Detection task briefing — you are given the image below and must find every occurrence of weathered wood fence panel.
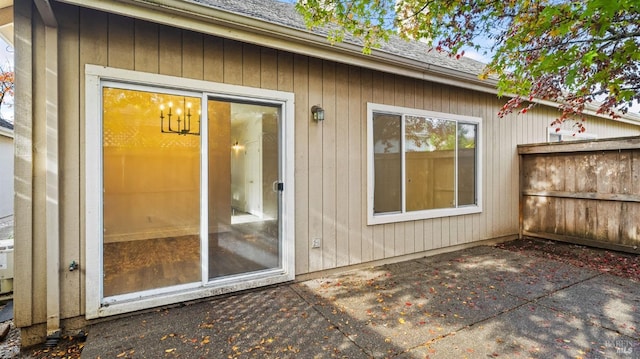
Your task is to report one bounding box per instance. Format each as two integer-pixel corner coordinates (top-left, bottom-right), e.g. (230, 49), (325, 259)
(519, 136), (640, 253)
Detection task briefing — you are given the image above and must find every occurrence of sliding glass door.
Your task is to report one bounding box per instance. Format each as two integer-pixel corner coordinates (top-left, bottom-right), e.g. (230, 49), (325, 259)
(100, 86), (284, 302)
(102, 88), (202, 297)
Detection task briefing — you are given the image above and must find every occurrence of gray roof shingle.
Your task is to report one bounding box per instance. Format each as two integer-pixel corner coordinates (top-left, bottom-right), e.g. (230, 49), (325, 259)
(187, 0), (487, 77)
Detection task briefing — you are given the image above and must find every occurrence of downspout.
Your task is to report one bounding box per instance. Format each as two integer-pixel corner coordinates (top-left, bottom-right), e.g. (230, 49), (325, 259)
(34, 0), (60, 345)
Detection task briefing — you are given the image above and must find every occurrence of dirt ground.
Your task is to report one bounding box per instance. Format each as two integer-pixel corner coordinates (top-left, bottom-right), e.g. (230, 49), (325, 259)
(1, 237), (638, 358)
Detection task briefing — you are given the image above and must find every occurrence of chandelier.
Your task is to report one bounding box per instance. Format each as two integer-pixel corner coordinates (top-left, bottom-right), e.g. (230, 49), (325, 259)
(160, 98), (200, 136)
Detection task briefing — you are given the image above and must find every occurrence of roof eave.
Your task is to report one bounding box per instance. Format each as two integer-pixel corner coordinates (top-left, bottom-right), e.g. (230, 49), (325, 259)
(0, 125), (13, 138)
(56, 0), (498, 92)
(55, 0), (640, 125)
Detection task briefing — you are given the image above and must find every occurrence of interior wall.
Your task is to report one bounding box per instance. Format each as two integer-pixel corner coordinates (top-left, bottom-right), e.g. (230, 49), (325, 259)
(208, 101), (232, 232)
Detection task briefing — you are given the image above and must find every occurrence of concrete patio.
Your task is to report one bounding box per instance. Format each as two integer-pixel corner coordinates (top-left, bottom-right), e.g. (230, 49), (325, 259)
(81, 245), (640, 358)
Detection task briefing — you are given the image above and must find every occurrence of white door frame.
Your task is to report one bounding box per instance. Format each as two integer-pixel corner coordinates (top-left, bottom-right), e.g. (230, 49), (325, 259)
(85, 65), (295, 319)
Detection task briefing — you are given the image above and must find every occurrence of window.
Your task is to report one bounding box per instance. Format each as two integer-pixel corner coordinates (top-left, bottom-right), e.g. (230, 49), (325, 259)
(367, 103), (482, 225)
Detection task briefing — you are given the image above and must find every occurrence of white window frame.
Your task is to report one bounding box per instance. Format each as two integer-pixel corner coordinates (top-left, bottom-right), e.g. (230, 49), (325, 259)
(367, 103), (482, 225)
(85, 65), (295, 318)
(547, 127), (598, 142)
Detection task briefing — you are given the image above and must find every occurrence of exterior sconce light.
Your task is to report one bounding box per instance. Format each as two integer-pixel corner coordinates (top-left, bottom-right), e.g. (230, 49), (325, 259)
(311, 105), (324, 121)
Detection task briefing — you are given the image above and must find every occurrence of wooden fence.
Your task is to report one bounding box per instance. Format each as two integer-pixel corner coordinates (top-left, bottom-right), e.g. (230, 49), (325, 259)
(518, 136), (640, 253)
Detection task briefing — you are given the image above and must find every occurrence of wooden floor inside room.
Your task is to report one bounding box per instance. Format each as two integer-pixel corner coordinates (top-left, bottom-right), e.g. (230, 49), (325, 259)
(103, 220), (279, 297)
(103, 235), (201, 297)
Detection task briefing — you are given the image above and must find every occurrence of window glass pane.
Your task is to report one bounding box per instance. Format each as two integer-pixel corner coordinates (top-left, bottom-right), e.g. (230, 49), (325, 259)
(457, 123), (477, 206)
(405, 117), (455, 211)
(373, 112), (402, 213)
(102, 88), (201, 297)
(208, 100), (281, 279)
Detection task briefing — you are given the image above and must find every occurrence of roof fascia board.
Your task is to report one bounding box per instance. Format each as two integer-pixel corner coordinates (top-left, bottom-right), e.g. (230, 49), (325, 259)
(55, 0), (640, 125)
(0, 125), (12, 138)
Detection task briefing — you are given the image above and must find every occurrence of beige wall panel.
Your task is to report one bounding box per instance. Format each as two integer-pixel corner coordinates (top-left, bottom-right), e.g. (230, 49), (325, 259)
(242, 43), (260, 88)
(183, 30), (203, 80)
(58, 3), (82, 319)
(322, 60), (337, 270)
(223, 39), (243, 85)
(31, 10), (48, 325)
(347, 65), (363, 264)
(277, 52), (294, 92)
(293, 54), (310, 274)
(159, 25), (182, 77)
(260, 47), (278, 90)
(107, 14), (134, 70)
(335, 63), (350, 267)
(203, 36), (223, 83)
(134, 20), (158, 73)
(13, 0), (34, 328)
(307, 56), (323, 272)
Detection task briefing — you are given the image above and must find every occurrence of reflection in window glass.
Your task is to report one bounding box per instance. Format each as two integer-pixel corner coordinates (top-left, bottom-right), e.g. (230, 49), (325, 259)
(458, 123), (477, 206)
(207, 100), (281, 280)
(373, 113), (402, 213)
(370, 107), (480, 220)
(102, 87), (201, 297)
(405, 117), (456, 211)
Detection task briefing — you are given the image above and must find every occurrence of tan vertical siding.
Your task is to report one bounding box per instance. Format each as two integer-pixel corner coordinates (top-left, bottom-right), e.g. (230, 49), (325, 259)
(335, 63), (350, 267)
(293, 54), (310, 274)
(108, 15), (134, 70)
(322, 60), (337, 269)
(58, 4), (82, 319)
(19, 4), (640, 334)
(134, 21), (159, 73)
(31, 7), (47, 325)
(14, 0), (34, 328)
(183, 30), (203, 79)
(307, 56), (323, 272)
(347, 65), (363, 264)
(159, 25), (181, 77)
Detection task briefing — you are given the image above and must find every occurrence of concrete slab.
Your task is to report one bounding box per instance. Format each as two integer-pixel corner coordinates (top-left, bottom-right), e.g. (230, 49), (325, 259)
(81, 286), (368, 358)
(296, 258), (525, 357)
(538, 274), (640, 339)
(80, 245), (640, 359)
(419, 246), (601, 300)
(402, 303), (640, 358)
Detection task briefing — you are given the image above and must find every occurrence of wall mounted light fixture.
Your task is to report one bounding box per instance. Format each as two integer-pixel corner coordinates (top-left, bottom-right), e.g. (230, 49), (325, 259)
(311, 105), (324, 121)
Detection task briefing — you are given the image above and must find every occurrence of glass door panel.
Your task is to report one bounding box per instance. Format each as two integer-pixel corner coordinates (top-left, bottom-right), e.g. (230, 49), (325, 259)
(207, 100), (280, 279)
(102, 88), (201, 297)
